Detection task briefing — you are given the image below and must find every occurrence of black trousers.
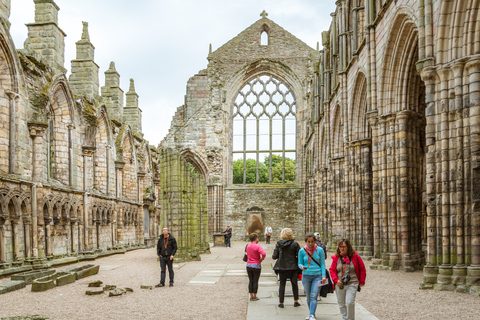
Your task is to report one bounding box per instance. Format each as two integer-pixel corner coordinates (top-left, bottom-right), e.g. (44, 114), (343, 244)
(246, 267), (261, 293)
(160, 256), (174, 285)
(278, 270), (299, 303)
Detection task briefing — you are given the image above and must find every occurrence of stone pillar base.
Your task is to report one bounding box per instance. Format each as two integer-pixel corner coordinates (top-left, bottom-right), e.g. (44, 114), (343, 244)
(452, 265), (467, 292)
(467, 265), (480, 295)
(25, 257), (48, 270)
(434, 265), (454, 291)
(420, 264), (438, 289)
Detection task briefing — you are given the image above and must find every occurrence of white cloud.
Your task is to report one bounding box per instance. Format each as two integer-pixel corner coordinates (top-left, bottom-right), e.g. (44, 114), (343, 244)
(9, 0), (337, 146)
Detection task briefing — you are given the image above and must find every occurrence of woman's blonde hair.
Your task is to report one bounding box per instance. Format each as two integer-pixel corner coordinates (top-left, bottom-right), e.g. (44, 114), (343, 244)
(280, 228), (294, 240)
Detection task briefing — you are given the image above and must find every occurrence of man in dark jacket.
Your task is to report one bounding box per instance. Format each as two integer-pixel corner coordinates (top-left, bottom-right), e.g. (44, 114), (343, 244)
(272, 228), (301, 308)
(223, 225), (232, 247)
(156, 227), (177, 287)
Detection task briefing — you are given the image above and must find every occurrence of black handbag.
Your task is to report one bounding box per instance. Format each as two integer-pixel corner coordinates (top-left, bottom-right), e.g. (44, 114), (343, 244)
(243, 244), (248, 262)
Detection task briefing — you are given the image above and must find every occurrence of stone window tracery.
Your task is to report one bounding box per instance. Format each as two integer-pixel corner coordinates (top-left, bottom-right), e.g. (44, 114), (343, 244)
(232, 75), (296, 184)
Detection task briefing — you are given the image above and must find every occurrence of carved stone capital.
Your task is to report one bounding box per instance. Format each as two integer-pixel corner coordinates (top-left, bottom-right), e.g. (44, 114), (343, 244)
(82, 145), (96, 157)
(115, 161), (125, 169)
(27, 122), (48, 137)
(465, 58), (480, 75)
(5, 90), (20, 101)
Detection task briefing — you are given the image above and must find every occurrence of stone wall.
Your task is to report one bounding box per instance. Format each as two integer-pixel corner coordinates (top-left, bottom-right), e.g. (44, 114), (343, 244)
(225, 186), (304, 242)
(0, 1), (161, 270)
(161, 15), (318, 239)
(302, 0), (480, 295)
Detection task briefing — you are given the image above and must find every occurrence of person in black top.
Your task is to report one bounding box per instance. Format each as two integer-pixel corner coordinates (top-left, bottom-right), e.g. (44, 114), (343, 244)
(156, 227), (177, 287)
(272, 228), (301, 308)
(224, 225), (232, 247)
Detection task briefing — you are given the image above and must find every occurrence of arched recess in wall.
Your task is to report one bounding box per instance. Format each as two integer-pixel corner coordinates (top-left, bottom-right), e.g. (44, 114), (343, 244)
(94, 106), (113, 194)
(378, 8), (426, 258)
(47, 77), (75, 185)
(350, 72), (370, 141)
(318, 119), (328, 169)
(225, 59), (304, 185)
(117, 126), (137, 201)
(181, 149), (209, 182)
(437, 0), (480, 63)
(330, 105), (343, 159)
(0, 30), (20, 173)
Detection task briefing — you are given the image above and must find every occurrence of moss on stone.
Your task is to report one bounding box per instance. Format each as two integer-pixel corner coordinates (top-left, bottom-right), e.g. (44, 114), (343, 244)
(82, 100), (98, 127)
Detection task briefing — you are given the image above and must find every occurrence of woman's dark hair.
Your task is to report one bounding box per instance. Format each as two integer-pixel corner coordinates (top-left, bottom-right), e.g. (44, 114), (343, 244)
(249, 233), (258, 242)
(335, 239), (355, 258)
(305, 233), (316, 242)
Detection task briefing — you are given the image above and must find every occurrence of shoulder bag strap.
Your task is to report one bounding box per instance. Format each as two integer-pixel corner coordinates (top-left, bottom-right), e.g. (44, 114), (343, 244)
(306, 249), (323, 268)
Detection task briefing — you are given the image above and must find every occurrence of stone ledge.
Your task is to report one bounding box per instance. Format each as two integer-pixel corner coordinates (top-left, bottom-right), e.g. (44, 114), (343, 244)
(0, 265), (33, 277)
(0, 280), (27, 295)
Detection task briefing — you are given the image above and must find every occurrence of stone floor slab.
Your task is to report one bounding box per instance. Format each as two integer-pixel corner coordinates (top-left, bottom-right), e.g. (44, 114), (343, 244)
(99, 265), (122, 271)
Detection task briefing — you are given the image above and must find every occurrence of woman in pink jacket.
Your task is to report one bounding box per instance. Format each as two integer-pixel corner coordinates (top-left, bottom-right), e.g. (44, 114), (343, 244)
(245, 233), (266, 301)
(329, 239), (366, 320)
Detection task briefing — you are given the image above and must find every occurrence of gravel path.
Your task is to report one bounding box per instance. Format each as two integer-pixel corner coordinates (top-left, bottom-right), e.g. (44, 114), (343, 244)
(1, 242), (479, 320)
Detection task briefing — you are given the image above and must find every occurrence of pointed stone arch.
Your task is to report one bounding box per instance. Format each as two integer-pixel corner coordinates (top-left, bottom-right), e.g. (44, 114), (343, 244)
(94, 105), (113, 194)
(379, 7), (419, 114)
(116, 126), (137, 201)
(349, 71), (370, 141)
(0, 28), (21, 173)
(47, 76), (76, 185)
(181, 149), (209, 181)
(331, 104), (344, 158)
(437, 0), (480, 63)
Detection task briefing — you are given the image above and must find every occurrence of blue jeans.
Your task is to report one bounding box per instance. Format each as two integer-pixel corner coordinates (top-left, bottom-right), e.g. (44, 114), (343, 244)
(225, 237), (231, 247)
(302, 274), (322, 316)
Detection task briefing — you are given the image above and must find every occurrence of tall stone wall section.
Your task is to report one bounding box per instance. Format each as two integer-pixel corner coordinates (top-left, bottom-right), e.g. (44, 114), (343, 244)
(0, 1), (161, 271)
(302, 0), (480, 295)
(160, 148), (210, 262)
(161, 16), (318, 240)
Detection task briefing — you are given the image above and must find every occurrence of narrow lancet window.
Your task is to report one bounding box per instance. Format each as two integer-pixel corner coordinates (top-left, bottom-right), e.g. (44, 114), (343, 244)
(261, 31), (268, 46)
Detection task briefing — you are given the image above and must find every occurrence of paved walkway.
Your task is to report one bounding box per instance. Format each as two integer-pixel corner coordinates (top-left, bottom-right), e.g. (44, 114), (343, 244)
(188, 242), (379, 320)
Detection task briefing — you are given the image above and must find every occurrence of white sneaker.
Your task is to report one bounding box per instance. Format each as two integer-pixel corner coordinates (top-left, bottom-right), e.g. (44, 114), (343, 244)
(308, 316), (316, 320)
(305, 316), (310, 320)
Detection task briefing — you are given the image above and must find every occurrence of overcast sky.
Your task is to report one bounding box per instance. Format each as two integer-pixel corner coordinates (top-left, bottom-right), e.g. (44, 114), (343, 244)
(9, 0), (337, 146)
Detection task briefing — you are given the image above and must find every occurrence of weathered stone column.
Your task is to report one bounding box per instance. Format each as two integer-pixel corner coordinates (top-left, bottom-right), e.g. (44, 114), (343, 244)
(10, 219), (20, 260)
(24, 218), (32, 258)
(28, 123), (48, 259)
(396, 111), (411, 259)
(68, 124), (74, 186)
(0, 222), (5, 262)
(452, 62), (468, 289)
(82, 146), (95, 250)
(5, 91), (19, 174)
(389, 114), (398, 257)
(115, 161), (125, 198)
(421, 68), (438, 287)
(466, 59), (480, 294)
(77, 221), (83, 252)
(70, 221), (76, 253)
(44, 217), (52, 257)
(366, 110), (379, 257)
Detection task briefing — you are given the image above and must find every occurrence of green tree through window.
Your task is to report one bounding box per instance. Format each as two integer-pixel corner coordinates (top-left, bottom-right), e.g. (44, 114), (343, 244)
(232, 75), (296, 184)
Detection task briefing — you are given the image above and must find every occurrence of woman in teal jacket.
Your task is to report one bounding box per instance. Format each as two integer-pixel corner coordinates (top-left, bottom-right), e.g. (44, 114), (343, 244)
(298, 233), (327, 320)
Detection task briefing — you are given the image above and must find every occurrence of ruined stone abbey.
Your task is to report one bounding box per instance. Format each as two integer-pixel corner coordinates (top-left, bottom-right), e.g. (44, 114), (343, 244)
(1, 0), (479, 295)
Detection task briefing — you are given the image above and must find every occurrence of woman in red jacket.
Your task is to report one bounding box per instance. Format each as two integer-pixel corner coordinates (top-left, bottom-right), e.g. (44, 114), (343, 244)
(329, 239), (366, 320)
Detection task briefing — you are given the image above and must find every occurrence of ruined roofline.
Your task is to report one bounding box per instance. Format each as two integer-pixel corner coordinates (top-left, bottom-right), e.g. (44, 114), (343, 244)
(209, 15), (319, 58)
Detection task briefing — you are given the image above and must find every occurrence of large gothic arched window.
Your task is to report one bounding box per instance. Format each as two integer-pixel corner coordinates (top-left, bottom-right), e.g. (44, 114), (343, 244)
(232, 75), (296, 184)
